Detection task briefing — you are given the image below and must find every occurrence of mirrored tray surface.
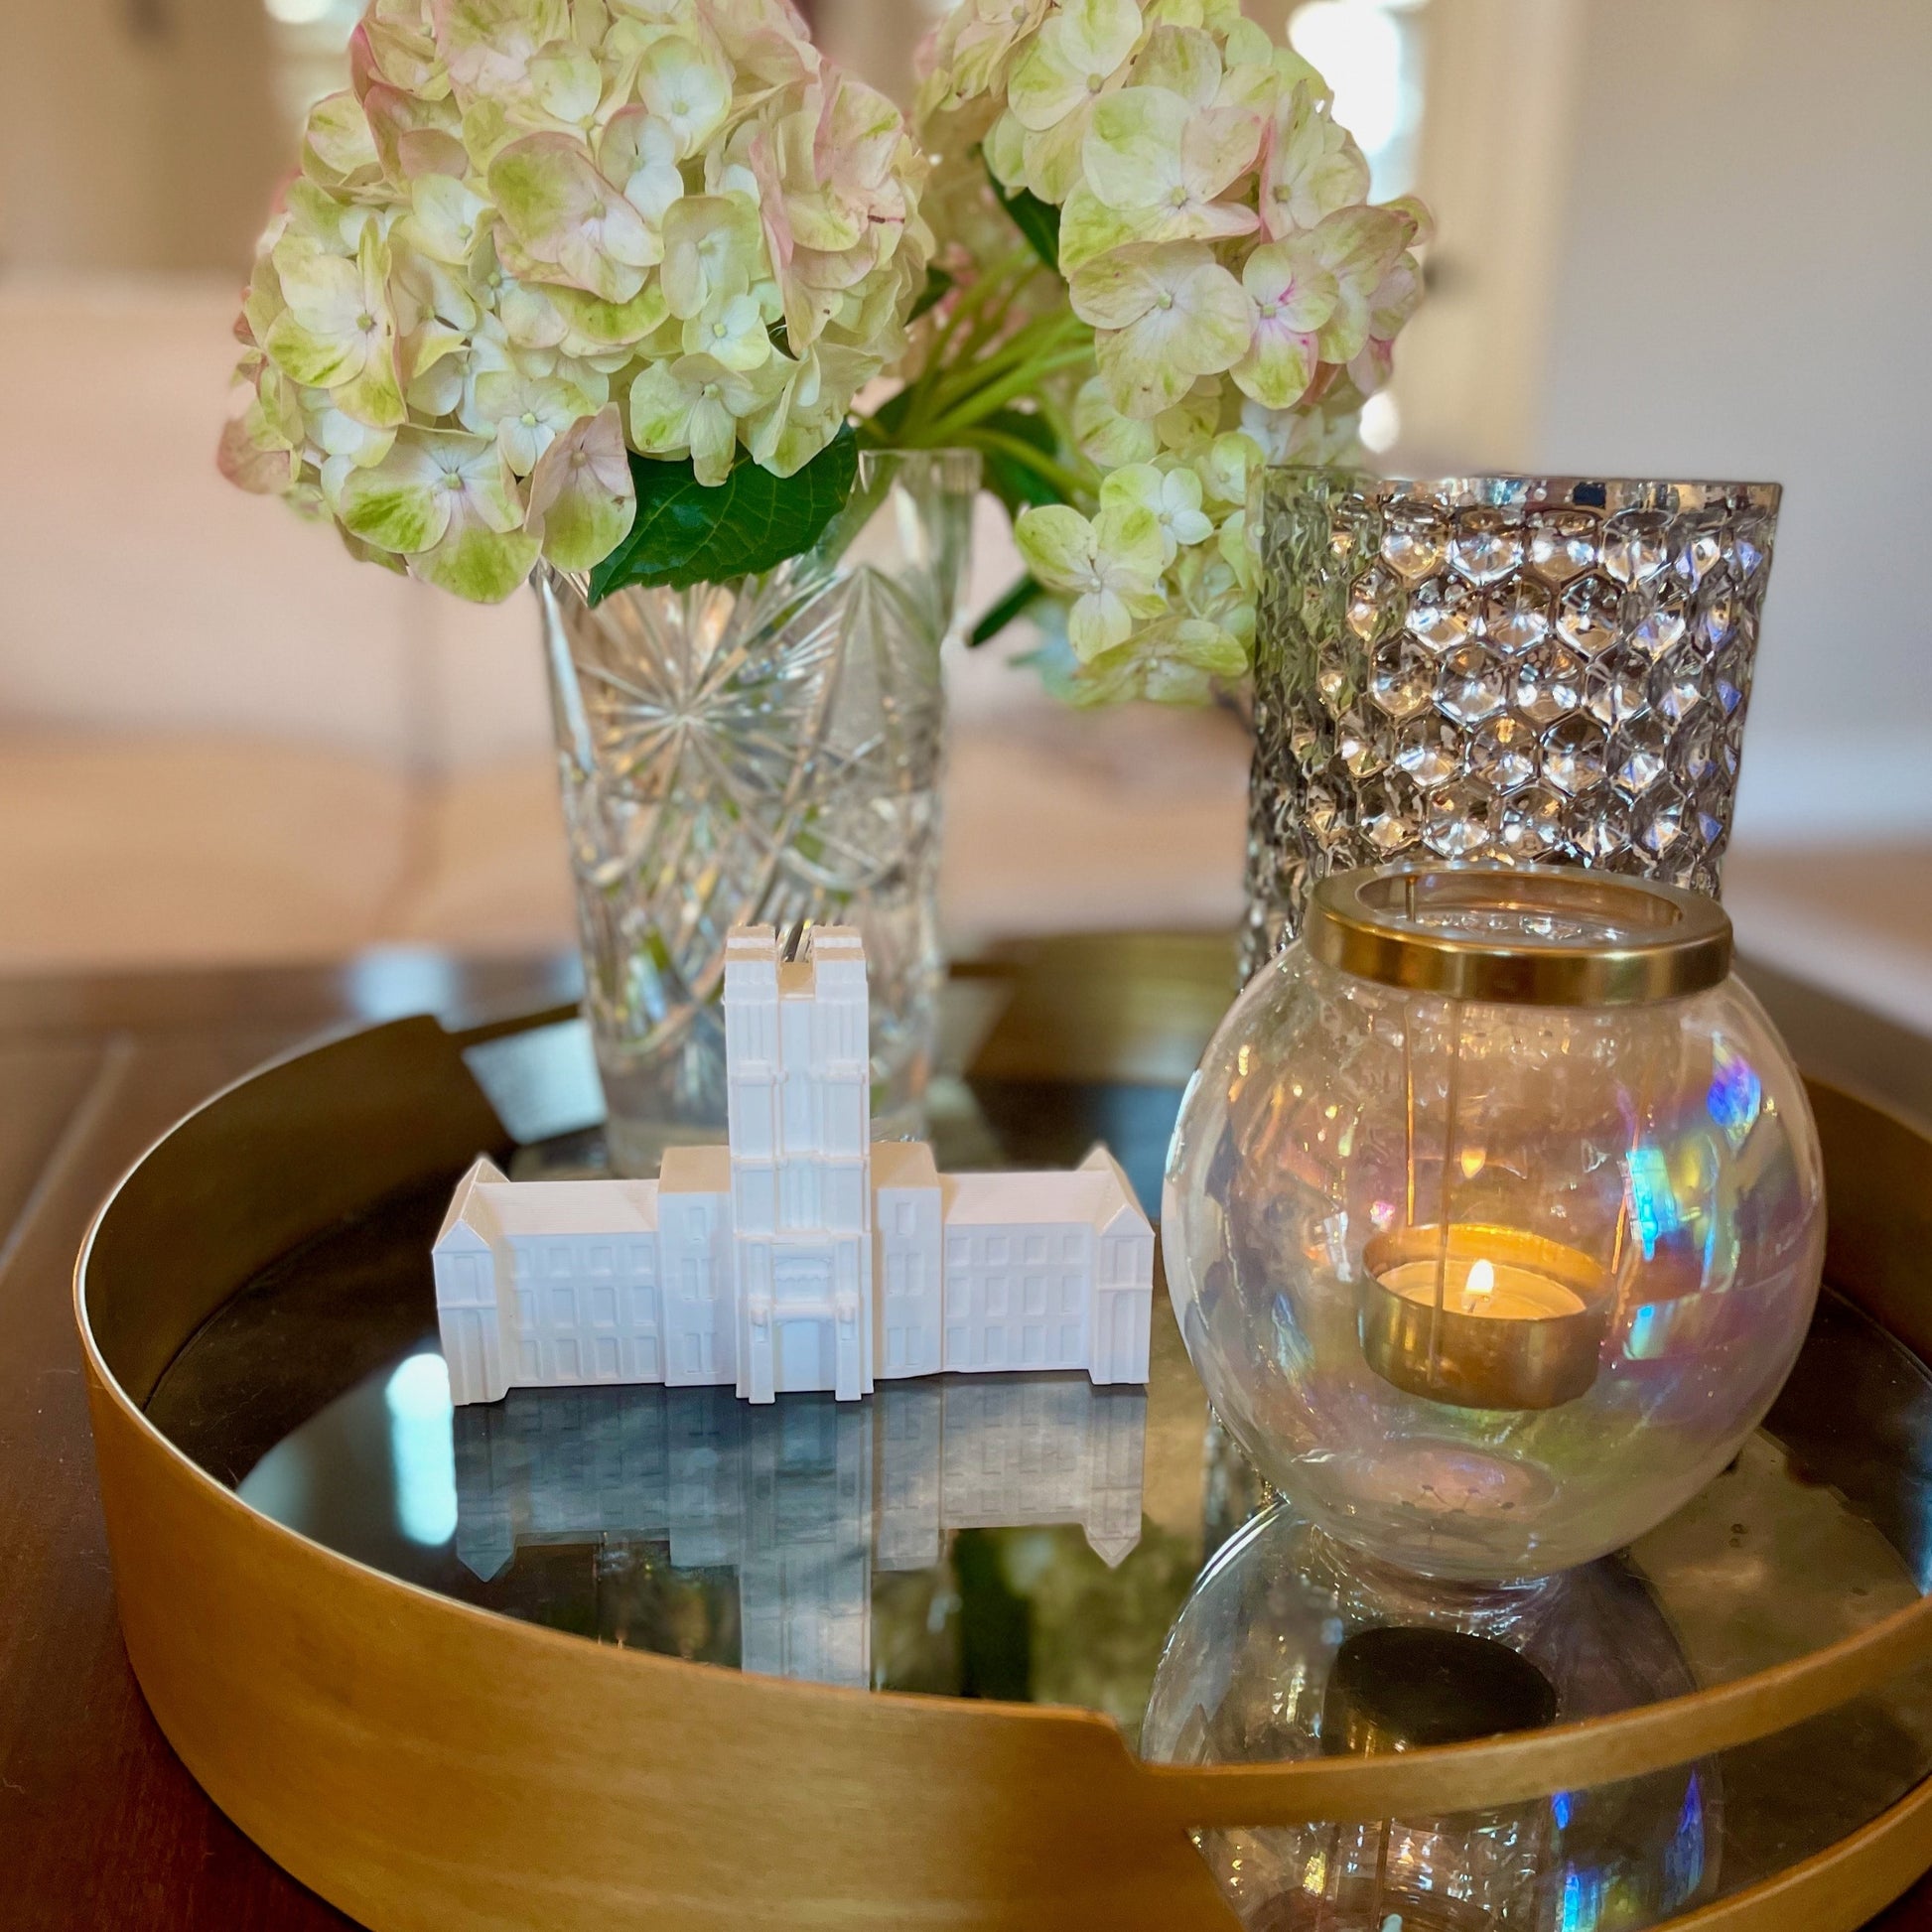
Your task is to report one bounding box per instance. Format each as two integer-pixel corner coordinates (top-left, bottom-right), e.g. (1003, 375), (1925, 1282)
(138, 1045), (1932, 1927)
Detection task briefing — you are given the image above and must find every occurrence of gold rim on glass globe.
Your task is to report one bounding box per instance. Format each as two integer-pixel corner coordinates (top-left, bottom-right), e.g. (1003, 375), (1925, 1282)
(1304, 863), (1732, 1006)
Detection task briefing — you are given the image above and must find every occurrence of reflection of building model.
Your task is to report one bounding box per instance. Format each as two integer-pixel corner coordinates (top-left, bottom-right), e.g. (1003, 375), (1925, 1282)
(434, 926), (1155, 1407)
(454, 1376), (1149, 1690)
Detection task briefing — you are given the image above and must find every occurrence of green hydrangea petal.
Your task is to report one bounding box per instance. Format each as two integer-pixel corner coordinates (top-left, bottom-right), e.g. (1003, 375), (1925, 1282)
(415, 512), (541, 602)
(303, 90), (380, 188)
(1083, 86), (1185, 209)
(526, 405), (633, 571)
(264, 307), (365, 389)
(1132, 23), (1219, 104)
(339, 436), (453, 554)
(1016, 504), (1097, 591)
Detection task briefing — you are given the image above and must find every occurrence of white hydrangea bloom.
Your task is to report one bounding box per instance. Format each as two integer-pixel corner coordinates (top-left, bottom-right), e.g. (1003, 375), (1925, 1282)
(913, 0), (1428, 703)
(222, 0), (934, 601)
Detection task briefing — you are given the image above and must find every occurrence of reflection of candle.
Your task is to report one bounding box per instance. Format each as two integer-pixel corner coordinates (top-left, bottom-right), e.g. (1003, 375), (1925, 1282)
(1361, 1226), (1609, 1412)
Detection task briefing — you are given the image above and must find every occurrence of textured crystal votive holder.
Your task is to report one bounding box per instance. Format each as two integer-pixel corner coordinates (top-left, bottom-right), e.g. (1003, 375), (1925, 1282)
(1244, 471), (1780, 970)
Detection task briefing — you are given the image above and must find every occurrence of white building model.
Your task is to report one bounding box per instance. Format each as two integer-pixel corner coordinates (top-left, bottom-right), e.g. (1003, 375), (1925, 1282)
(433, 924), (1155, 1407)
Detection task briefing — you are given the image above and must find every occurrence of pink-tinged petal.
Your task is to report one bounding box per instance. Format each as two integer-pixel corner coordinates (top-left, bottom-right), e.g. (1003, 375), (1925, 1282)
(741, 121), (794, 272)
(1307, 206), (1408, 362)
(489, 133), (658, 302)
(363, 82), (463, 181)
(350, 11), (449, 103)
(1383, 195), (1435, 249)
(1366, 254), (1423, 340)
(1139, 199), (1258, 246)
(216, 401), (299, 495)
(814, 70), (902, 194)
(1260, 83), (1369, 237)
(1231, 320), (1317, 410)
(1242, 238), (1338, 332)
(431, 0), (566, 102)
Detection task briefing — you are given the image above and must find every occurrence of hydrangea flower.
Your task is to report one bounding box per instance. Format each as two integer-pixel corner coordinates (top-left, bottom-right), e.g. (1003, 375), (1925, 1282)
(911, 0), (1429, 703)
(222, 0), (1430, 707)
(221, 0), (933, 602)
(1016, 500), (1166, 658)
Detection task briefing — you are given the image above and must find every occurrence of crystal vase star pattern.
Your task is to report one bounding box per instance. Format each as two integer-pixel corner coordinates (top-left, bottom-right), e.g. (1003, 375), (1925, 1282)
(541, 451), (979, 1173)
(1244, 472), (1780, 972)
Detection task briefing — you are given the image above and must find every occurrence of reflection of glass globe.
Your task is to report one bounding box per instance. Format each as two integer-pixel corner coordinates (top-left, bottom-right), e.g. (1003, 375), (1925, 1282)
(1142, 1504), (1716, 1931)
(1163, 865), (1825, 1581)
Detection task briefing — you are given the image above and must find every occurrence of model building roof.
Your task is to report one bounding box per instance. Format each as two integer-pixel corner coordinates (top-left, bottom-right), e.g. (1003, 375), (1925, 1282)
(872, 1141), (939, 1189)
(478, 1177), (662, 1237)
(660, 1144), (731, 1194)
(941, 1167), (1123, 1228)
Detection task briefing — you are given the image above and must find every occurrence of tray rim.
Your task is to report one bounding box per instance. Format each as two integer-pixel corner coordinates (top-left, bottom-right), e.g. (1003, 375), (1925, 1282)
(72, 1004), (1932, 1931)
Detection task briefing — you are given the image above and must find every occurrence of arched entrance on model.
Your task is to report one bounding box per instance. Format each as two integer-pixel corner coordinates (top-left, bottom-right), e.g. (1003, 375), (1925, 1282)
(774, 1255), (836, 1393)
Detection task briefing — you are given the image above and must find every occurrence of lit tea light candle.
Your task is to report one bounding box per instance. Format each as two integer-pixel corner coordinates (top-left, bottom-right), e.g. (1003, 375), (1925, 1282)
(1361, 1225), (1610, 1412)
(1379, 1253), (1590, 1323)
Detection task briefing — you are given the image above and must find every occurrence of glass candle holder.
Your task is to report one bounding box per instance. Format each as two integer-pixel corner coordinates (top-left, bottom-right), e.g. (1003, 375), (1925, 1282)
(1163, 863), (1825, 1581)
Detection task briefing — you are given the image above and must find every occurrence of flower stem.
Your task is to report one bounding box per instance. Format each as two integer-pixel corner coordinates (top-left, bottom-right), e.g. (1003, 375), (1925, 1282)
(960, 427), (1093, 502)
(917, 345), (1097, 442)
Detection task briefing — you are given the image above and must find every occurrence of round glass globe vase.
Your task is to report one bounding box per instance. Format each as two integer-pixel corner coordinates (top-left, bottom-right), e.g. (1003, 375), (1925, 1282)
(1162, 864), (1825, 1582)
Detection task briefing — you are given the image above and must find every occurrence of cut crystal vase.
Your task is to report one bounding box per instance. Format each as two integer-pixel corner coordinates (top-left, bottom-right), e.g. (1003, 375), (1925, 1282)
(1244, 471), (1780, 973)
(538, 450), (980, 1173)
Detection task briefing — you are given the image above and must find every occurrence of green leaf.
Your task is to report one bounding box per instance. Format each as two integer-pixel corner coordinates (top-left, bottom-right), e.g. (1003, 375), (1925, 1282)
(970, 572), (1049, 647)
(968, 407), (1065, 519)
(588, 428), (861, 599)
(910, 264), (955, 323)
(985, 153), (1061, 275)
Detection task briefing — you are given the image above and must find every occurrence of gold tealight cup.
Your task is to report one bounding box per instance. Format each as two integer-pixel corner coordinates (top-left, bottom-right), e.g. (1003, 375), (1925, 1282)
(1361, 1224), (1611, 1411)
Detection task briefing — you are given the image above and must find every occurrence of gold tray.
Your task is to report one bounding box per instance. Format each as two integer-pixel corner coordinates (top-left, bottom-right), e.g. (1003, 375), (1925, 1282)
(73, 1006), (1932, 1931)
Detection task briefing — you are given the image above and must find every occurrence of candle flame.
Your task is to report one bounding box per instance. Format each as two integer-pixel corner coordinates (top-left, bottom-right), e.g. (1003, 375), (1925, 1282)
(1463, 1258), (1496, 1308)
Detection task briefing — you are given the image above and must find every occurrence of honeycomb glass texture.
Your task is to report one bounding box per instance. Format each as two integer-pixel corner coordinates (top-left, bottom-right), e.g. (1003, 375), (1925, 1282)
(1244, 473), (1780, 974)
(1161, 943), (1825, 1581)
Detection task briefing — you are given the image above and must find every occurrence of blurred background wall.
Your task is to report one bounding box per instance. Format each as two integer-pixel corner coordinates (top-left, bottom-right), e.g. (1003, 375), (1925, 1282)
(2, 0), (1928, 1017)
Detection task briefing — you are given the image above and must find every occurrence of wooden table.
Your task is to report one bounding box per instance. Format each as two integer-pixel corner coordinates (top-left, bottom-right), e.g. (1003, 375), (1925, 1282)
(3, 939), (1931, 1930)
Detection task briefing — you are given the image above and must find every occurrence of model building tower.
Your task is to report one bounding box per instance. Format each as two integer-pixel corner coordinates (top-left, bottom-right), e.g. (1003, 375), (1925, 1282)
(433, 925), (1156, 1407)
(725, 926), (872, 1403)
